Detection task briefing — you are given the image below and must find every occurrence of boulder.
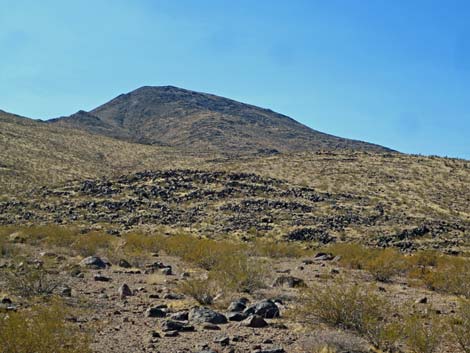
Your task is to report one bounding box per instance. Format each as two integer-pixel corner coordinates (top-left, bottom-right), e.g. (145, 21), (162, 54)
(189, 307), (227, 325)
(241, 315), (268, 328)
(146, 307), (167, 318)
(118, 284), (133, 299)
(244, 300), (279, 318)
(80, 256), (106, 269)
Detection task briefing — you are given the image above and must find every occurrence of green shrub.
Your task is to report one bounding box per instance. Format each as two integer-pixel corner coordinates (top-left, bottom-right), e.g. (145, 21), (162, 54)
(404, 312), (444, 353)
(295, 278), (400, 351)
(177, 278), (218, 305)
(0, 299), (91, 353)
(250, 239), (308, 258)
(418, 256), (470, 298)
(72, 231), (117, 257)
(209, 254), (267, 293)
(327, 243), (374, 270)
(364, 248), (406, 282)
(451, 300), (470, 353)
(1, 263), (61, 298)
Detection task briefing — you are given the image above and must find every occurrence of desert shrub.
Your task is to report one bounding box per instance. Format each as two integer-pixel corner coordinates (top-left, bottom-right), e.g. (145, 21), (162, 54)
(327, 243), (374, 270)
(417, 256), (470, 297)
(209, 253), (267, 293)
(299, 329), (370, 353)
(72, 231), (117, 257)
(364, 248), (406, 282)
(1, 263), (62, 298)
(404, 312), (445, 353)
(407, 250), (439, 268)
(250, 239), (308, 258)
(40, 225), (80, 248)
(295, 278), (400, 351)
(162, 234), (243, 270)
(451, 300), (470, 353)
(0, 232), (17, 258)
(177, 278), (218, 305)
(117, 232), (163, 266)
(0, 299), (91, 353)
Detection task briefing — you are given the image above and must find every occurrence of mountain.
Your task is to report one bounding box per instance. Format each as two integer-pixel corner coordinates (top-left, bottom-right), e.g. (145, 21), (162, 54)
(48, 86), (392, 155)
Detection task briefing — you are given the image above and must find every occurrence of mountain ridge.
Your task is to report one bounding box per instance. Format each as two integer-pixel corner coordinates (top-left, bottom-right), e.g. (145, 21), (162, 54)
(48, 86), (393, 155)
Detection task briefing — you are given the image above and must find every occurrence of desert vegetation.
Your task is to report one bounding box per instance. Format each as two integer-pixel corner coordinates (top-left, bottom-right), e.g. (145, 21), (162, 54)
(1, 225), (470, 352)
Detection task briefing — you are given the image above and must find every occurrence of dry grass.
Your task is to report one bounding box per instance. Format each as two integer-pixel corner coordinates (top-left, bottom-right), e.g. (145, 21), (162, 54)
(0, 298), (92, 353)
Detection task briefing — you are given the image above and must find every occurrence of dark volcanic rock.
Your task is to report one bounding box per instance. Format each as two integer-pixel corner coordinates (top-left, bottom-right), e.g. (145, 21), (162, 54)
(189, 307), (228, 325)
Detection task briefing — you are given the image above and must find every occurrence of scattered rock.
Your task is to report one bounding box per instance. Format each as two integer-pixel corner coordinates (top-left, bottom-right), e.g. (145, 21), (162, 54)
(146, 307), (167, 318)
(118, 284), (133, 299)
(202, 323), (221, 330)
(161, 267), (172, 275)
(215, 337), (230, 346)
(242, 315), (268, 328)
(93, 274), (111, 282)
(272, 275), (306, 288)
(80, 256), (106, 269)
(253, 348), (285, 353)
(171, 311), (189, 321)
(161, 320), (194, 332)
(227, 312), (248, 322)
(58, 285), (72, 297)
(227, 298), (248, 312)
(416, 297), (428, 304)
(118, 259), (132, 268)
(314, 252), (335, 261)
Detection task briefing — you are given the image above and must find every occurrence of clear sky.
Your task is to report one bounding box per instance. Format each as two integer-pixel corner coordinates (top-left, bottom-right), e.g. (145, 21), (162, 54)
(1, 0), (469, 158)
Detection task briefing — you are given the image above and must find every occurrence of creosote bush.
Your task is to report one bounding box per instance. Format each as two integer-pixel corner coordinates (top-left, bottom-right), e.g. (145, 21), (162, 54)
(209, 254), (267, 293)
(451, 300), (470, 353)
(416, 256), (470, 298)
(1, 263), (62, 298)
(249, 239), (309, 258)
(177, 278), (218, 305)
(0, 299), (92, 353)
(404, 311), (445, 353)
(294, 278), (400, 352)
(72, 231), (117, 257)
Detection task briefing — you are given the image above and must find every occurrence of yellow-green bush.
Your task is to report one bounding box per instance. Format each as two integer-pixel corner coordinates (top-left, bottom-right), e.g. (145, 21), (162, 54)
(177, 278), (218, 305)
(72, 231), (117, 257)
(416, 256), (470, 297)
(1, 263), (61, 298)
(249, 239), (308, 258)
(451, 300), (470, 353)
(404, 312), (445, 353)
(327, 243), (374, 270)
(364, 248), (406, 282)
(209, 254), (267, 293)
(0, 299), (91, 353)
(162, 234), (242, 270)
(294, 278), (400, 351)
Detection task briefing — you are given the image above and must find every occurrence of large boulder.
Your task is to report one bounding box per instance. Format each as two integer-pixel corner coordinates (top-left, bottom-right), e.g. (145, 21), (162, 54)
(189, 307), (227, 325)
(244, 300), (280, 318)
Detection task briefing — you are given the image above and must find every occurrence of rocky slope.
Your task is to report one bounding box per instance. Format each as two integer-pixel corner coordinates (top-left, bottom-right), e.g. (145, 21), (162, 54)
(2, 169), (468, 253)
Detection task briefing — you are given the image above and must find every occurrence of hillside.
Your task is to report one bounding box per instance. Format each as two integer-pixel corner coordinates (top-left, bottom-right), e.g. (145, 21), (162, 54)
(0, 110), (205, 196)
(49, 86), (392, 155)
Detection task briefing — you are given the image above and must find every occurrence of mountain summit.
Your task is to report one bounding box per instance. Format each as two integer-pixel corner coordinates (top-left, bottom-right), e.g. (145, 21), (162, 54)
(49, 86), (391, 155)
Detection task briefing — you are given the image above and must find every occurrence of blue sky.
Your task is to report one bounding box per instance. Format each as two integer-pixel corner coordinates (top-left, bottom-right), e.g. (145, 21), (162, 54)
(1, 0), (469, 158)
